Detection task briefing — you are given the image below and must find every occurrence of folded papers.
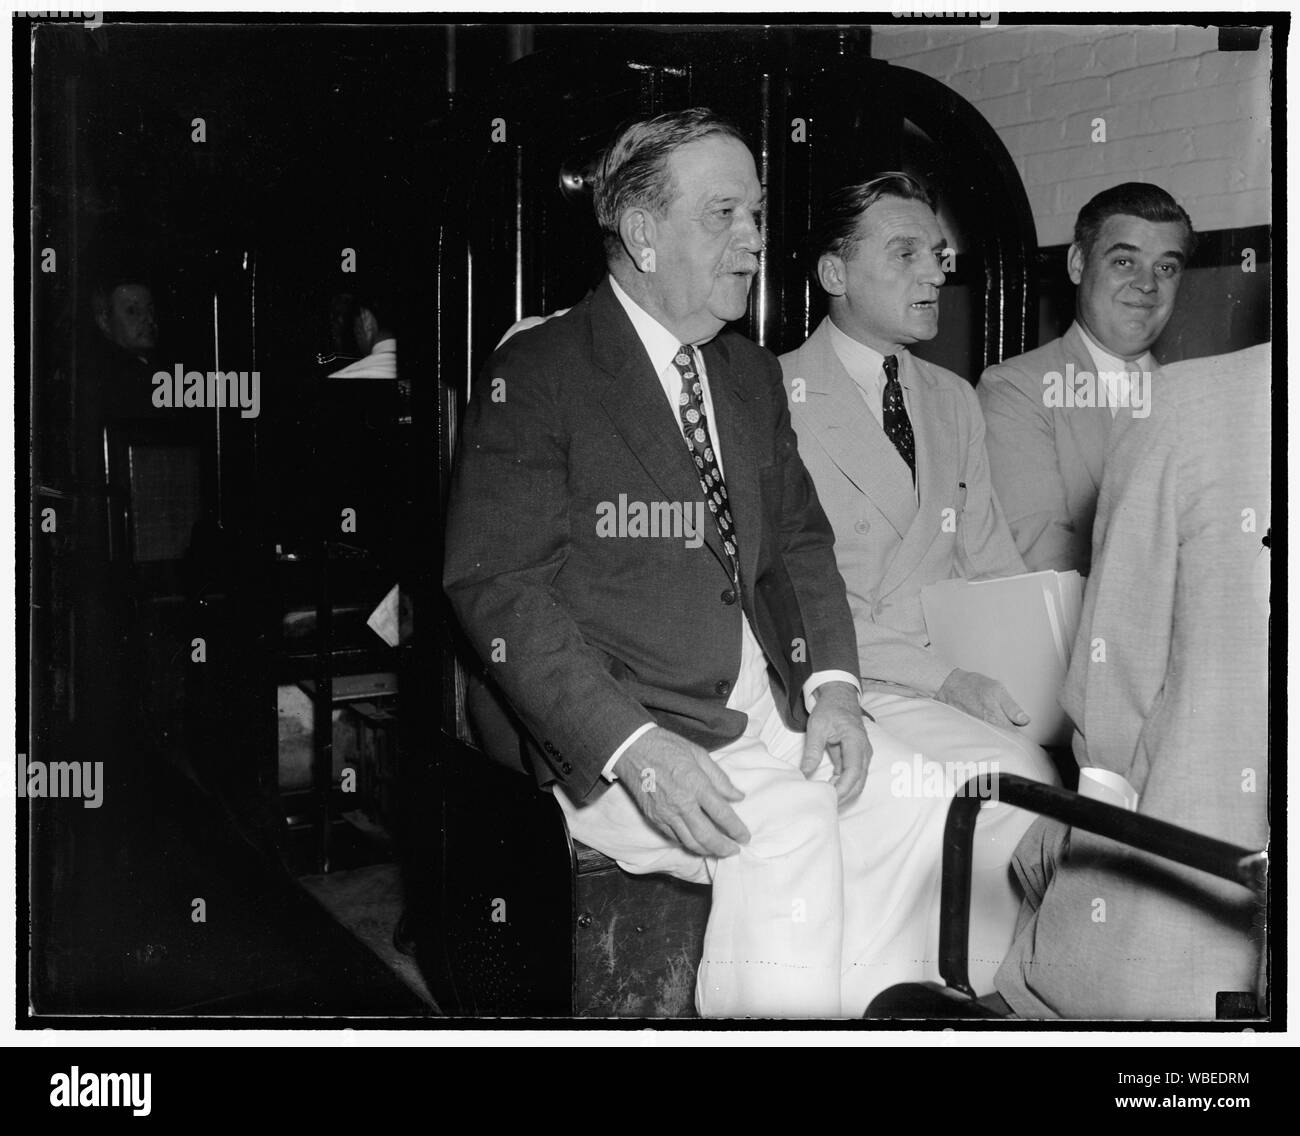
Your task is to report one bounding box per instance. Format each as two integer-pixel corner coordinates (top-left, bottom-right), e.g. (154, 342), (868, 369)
(921, 570), (1084, 747)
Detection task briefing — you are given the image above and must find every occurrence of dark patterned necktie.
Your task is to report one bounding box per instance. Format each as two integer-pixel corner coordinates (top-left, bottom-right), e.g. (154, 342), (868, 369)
(672, 345), (739, 583)
(882, 353), (916, 483)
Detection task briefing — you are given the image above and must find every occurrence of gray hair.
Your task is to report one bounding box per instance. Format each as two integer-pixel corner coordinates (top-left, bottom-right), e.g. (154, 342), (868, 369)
(593, 108), (748, 260)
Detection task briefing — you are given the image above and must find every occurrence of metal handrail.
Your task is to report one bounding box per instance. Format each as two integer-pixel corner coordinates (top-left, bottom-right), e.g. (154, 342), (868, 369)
(940, 773), (1267, 997)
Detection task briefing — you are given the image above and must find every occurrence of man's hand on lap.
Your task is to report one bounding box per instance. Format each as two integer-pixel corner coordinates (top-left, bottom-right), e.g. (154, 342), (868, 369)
(801, 680), (871, 806)
(615, 728), (751, 858)
(936, 667), (1030, 728)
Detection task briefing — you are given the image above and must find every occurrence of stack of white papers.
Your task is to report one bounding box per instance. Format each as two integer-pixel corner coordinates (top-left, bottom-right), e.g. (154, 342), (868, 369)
(921, 570), (1084, 746)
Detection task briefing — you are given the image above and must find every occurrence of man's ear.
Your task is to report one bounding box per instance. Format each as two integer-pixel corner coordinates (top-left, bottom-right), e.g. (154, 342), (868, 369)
(619, 208), (657, 274)
(1066, 243), (1086, 286)
(816, 253), (847, 298)
(358, 308), (379, 344)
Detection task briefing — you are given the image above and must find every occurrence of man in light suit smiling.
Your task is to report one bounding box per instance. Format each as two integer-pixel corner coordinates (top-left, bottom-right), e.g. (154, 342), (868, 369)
(780, 174), (1060, 988)
(978, 182), (1194, 574)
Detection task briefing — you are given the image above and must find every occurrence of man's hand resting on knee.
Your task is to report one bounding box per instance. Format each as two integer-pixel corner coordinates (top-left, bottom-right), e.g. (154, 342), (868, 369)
(615, 728), (751, 858)
(936, 668), (1030, 728)
(801, 681), (871, 806)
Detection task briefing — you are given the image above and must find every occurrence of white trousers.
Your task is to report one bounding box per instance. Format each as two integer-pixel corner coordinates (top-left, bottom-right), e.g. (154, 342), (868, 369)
(859, 691), (1061, 992)
(554, 686), (1058, 1018)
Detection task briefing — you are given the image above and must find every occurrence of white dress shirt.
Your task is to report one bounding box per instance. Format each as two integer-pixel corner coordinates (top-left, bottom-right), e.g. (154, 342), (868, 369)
(1074, 321), (1155, 417)
(602, 276), (858, 778)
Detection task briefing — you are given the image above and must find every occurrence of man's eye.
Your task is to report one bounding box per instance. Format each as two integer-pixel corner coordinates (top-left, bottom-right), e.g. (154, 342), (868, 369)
(1113, 258), (1131, 268)
(1156, 263), (1178, 276)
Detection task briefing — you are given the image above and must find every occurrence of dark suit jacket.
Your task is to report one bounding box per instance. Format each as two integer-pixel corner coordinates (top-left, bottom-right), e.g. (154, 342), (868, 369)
(444, 277), (859, 800)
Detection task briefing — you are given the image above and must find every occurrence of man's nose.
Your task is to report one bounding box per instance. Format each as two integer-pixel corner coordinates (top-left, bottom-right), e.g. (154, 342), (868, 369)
(1130, 267), (1158, 293)
(733, 212), (763, 252)
(920, 255), (945, 287)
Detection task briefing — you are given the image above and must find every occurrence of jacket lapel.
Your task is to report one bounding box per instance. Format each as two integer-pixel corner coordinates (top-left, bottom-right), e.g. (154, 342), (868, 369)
(1061, 323), (1110, 495)
(590, 279), (731, 577)
(879, 354), (954, 595)
(795, 318), (917, 539)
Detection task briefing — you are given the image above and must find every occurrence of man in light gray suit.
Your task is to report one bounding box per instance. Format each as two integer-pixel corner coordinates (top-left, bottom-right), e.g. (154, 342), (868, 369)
(978, 183), (1194, 574)
(780, 174), (1060, 990)
(996, 342), (1270, 1019)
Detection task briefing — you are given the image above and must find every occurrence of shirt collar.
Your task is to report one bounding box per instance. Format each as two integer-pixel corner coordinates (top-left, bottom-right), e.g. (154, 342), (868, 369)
(1073, 321), (1154, 375)
(827, 317), (907, 385)
(609, 274), (706, 376)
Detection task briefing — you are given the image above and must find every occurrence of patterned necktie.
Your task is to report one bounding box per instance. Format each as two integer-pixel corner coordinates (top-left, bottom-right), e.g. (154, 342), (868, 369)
(672, 345), (739, 583)
(882, 353), (916, 483)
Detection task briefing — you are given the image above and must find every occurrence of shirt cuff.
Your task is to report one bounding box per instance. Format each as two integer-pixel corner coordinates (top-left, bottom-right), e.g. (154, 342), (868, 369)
(802, 670), (862, 714)
(602, 721), (656, 783)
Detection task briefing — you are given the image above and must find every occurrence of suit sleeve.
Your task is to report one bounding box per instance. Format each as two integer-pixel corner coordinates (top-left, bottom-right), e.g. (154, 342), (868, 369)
(764, 354), (861, 681)
(956, 380), (1026, 580)
(978, 362), (1086, 572)
(443, 344), (654, 799)
(854, 620), (956, 697)
(1060, 407), (1178, 776)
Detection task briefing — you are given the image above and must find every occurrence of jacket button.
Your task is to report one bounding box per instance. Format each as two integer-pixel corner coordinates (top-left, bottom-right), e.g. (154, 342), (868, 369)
(715, 680), (732, 696)
(721, 588), (737, 605)
(855, 519), (870, 535)
(561, 762), (573, 774)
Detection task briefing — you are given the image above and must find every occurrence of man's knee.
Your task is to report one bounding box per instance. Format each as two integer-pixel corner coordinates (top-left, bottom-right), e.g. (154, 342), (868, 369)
(739, 775), (839, 861)
(941, 709), (1061, 793)
(986, 729), (1059, 787)
(1007, 815), (1069, 905)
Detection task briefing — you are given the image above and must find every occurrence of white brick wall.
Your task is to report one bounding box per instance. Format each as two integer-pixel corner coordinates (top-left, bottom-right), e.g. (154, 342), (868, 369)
(870, 23), (1272, 245)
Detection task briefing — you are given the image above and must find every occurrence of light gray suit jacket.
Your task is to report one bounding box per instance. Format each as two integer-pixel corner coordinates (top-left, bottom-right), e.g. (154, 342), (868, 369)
(978, 323), (1156, 576)
(996, 342), (1271, 1019)
(780, 318), (1024, 699)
